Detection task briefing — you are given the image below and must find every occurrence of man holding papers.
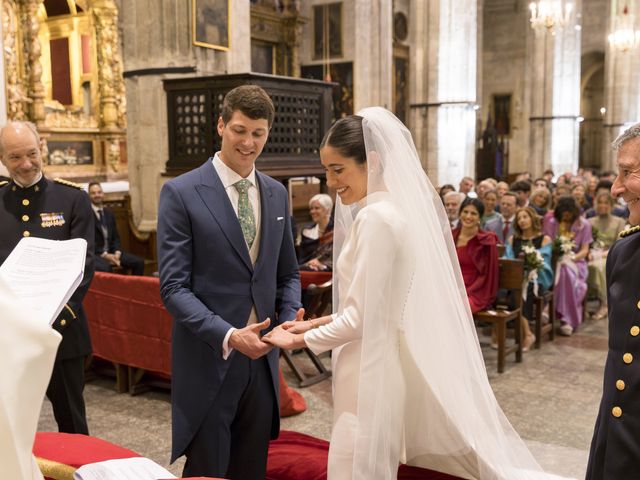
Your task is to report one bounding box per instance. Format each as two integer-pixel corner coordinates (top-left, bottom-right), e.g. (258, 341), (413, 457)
(0, 121), (95, 435)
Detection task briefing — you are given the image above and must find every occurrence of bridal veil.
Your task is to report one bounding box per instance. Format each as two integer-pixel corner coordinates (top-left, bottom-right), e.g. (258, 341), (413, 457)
(331, 107), (568, 480)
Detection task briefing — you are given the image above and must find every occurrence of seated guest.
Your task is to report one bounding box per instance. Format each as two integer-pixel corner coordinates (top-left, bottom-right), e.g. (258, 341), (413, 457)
(443, 191), (465, 229)
(543, 196), (593, 336)
(453, 198), (499, 313)
(588, 191), (627, 319)
(505, 207), (553, 351)
(571, 183), (591, 211)
(297, 193), (333, 271)
(529, 186), (552, 217)
(481, 189), (500, 227)
(484, 191), (517, 244)
(88, 182), (145, 275)
(584, 180), (629, 219)
(438, 183), (455, 201)
(510, 180), (532, 207)
(533, 177), (549, 190)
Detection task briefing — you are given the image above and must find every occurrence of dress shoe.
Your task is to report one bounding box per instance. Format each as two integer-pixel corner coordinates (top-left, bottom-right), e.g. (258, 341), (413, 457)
(558, 324), (573, 336)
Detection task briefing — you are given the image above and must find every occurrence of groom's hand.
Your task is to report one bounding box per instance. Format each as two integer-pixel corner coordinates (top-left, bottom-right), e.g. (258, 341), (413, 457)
(229, 318), (273, 359)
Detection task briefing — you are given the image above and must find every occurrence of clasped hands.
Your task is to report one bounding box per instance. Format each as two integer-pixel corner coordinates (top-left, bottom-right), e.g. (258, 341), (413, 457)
(229, 308), (308, 359)
(102, 251), (122, 267)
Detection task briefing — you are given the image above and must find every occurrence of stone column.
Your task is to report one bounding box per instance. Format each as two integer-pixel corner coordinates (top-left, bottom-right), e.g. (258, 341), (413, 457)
(0, 2), (6, 125)
(527, 4), (582, 178)
(353, 0), (393, 111)
(409, 0), (479, 186)
(602, 0), (640, 171)
(22, 0), (45, 125)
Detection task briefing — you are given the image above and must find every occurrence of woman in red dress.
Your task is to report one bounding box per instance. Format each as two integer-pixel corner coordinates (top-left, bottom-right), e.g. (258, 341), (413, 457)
(452, 197), (499, 313)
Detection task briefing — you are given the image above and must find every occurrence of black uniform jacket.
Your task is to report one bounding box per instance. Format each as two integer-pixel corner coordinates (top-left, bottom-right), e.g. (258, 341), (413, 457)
(0, 176), (94, 359)
(586, 225), (640, 480)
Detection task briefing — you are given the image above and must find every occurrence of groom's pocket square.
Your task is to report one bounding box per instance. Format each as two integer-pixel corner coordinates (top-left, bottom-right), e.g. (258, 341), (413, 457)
(277, 216), (284, 221)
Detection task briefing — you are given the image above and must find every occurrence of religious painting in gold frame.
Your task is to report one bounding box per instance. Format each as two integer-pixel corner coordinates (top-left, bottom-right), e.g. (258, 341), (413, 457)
(192, 0), (231, 51)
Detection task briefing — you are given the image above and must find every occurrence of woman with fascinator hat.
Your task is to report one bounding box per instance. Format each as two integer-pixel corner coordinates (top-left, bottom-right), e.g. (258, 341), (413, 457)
(264, 108), (570, 480)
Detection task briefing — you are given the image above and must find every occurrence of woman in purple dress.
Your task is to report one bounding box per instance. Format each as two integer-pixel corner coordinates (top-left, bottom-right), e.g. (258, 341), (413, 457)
(543, 196), (593, 336)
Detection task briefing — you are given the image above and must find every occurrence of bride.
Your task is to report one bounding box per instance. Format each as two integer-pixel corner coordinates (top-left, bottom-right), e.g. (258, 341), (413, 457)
(264, 107), (568, 480)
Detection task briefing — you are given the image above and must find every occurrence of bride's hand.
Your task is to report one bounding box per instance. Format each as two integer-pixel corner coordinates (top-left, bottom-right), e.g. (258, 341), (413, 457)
(280, 308), (305, 331)
(263, 325), (301, 350)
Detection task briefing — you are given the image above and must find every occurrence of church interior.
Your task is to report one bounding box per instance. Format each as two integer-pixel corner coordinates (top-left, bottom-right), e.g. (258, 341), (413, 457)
(1, 0), (635, 478)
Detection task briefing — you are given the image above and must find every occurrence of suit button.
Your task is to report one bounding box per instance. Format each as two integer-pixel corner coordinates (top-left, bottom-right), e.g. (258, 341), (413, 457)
(60, 319), (67, 327)
(616, 380), (626, 391)
(631, 326), (640, 337)
(624, 353), (633, 364)
(612, 406), (622, 418)
(23, 231), (30, 237)
(22, 199), (29, 206)
(22, 215), (29, 222)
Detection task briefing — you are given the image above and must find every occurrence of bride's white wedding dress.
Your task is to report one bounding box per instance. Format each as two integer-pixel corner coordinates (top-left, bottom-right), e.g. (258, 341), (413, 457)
(301, 107), (572, 480)
(305, 192), (409, 480)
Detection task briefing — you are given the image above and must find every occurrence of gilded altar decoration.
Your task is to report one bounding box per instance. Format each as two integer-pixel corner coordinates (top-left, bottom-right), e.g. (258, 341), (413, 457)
(2, 0), (30, 120)
(23, 0), (46, 125)
(91, 0), (127, 130)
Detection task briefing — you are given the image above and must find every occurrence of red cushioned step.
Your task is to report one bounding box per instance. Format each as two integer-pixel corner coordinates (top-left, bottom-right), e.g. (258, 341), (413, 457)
(267, 431), (463, 480)
(34, 432), (140, 468)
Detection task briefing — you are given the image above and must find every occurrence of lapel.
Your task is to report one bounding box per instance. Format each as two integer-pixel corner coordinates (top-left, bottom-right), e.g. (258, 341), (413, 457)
(194, 161), (253, 272)
(254, 171), (274, 273)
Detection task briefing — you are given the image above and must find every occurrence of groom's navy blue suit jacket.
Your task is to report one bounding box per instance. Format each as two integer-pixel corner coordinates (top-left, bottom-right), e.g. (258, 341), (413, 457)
(157, 160), (301, 462)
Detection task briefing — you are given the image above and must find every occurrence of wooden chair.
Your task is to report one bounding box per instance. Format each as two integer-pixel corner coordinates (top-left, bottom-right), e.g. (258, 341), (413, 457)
(473, 258), (524, 373)
(281, 279), (333, 387)
(533, 288), (555, 348)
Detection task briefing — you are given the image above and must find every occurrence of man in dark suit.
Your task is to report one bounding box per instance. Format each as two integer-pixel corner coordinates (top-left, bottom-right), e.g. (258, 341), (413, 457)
(484, 191), (517, 243)
(158, 85), (302, 479)
(87, 182), (145, 275)
(587, 123), (640, 479)
(0, 121), (94, 434)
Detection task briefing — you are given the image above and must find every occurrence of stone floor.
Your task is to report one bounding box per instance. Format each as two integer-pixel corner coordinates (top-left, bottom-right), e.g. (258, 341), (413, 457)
(38, 313), (609, 479)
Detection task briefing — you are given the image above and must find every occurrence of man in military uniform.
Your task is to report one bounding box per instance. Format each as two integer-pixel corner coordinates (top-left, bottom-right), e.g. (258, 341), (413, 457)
(0, 121), (94, 434)
(587, 122), (640, 479)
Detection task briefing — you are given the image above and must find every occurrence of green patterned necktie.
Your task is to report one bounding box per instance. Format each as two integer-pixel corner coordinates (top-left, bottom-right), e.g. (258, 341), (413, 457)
(233, 179), (256, 249)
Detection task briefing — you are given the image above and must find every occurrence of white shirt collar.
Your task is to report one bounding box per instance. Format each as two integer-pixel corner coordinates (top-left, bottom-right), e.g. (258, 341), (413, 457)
(212, 153), (257, 190)
(13, 172), (43, 189)
(91, 204), (103, 215)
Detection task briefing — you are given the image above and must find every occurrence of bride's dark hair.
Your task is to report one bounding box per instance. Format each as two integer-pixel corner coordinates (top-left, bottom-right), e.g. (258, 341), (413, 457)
(320, 115), (366, 164)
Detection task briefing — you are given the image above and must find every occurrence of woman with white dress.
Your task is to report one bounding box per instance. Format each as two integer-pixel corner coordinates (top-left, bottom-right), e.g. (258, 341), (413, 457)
(264, 108), (569, 480)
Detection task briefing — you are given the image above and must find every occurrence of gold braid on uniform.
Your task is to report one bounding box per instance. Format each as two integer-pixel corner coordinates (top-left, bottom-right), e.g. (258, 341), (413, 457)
(0, 180), (8, 188)
(54, 178), (83, 190)
(619, 225), (640, 238)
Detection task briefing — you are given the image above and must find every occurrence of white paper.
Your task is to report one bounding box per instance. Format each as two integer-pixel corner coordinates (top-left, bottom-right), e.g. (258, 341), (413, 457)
(0, 237), (86, 325)
(73, 457), (176, 480)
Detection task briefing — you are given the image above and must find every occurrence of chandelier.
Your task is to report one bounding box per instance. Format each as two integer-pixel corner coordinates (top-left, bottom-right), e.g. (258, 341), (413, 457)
(529, 1), (574, 35)
(608, 5), (640, 52)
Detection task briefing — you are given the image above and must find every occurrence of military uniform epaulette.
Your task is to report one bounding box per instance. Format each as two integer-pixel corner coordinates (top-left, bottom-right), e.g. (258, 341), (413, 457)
(54, 178), (83, 190)
(0, 180), (8, 188)
(619, 225), (640, 239)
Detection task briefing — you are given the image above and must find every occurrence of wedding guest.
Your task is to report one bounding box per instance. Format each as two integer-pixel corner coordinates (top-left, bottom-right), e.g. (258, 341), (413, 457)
(443, 191), (465, 229)
(543, 196), (593, 336)
(542, 169), (555, 186)
(459, 176), (475, 195)
(481, 189), (500, 227)
(505, 207), (553, 351)
(584, 180), (629, 219)
(530, 187), (552, 217)
(510, 180), (532, 207)
(453, 198), (499, 313)
(496, 181), (509, 201)
(438, 183), (455, 201)
(297, 193), (334, 271)
(571, 183), (591, 211)
(587, 191), (626, 320)
(476, 179), (494, 199)
(484, 191), (518, 244)
(533, 178), (549, 190)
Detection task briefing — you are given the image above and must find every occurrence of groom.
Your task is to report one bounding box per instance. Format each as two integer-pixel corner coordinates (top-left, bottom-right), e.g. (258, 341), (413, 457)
(158, 85), (301, 479)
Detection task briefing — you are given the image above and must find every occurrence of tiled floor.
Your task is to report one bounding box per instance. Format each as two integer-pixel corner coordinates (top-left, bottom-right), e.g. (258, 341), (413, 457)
(38, 314), (608, 478)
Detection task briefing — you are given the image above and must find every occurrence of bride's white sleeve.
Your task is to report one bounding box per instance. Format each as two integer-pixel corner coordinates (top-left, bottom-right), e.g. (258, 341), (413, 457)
(304, 209), (397, 355)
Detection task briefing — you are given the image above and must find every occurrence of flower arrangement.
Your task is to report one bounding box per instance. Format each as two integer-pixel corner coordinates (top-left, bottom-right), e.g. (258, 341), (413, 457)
(521, 241), (545, 297)
(590, 226), (606, 250)
(553, 233), (576, 260)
